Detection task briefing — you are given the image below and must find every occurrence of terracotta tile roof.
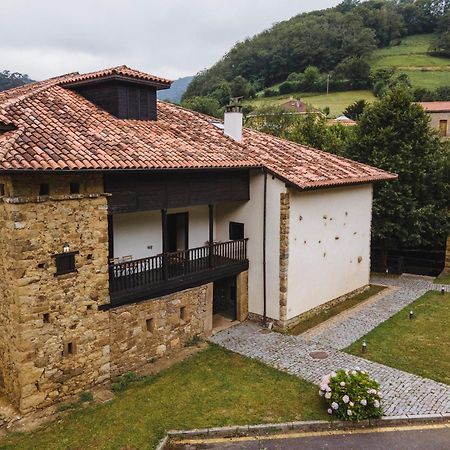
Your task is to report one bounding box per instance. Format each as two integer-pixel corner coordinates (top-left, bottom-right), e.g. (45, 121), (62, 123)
(0, 68), (396, 190)
(60, 65), (172, 87)
(418, 102), (450, 112)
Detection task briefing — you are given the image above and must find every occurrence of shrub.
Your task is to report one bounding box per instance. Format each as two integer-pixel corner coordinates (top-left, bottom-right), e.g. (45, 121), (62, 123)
(111, 371), (145, 393)
(319, 368), (382, 421)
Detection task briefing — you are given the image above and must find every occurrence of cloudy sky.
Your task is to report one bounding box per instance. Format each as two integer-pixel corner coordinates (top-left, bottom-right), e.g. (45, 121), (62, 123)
(0, 0), (340, 81)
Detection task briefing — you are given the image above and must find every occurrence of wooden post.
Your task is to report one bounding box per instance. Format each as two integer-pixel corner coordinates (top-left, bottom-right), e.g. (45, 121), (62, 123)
(209, 204), (214, 268)
(161, 209), (168, 280)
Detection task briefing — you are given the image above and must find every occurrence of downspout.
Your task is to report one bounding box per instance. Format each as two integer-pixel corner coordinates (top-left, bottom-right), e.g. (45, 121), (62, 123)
(263, 171), (267, 326)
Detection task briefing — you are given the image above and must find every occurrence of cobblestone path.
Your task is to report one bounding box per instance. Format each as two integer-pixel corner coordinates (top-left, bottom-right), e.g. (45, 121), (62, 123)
(211, 275), (450, 417)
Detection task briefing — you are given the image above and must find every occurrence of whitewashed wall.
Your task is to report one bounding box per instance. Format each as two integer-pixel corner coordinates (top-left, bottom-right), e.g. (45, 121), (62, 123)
(215, 172), (285, 320)
(113, 205), (209, 260)
(286, 184), (373, 320)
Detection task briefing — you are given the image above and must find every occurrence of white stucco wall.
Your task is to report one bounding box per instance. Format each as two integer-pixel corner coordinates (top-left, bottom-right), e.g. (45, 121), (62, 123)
(286, 184), (373, 320)
(215, 172), (285, 320)
(112, 205), (209, 260)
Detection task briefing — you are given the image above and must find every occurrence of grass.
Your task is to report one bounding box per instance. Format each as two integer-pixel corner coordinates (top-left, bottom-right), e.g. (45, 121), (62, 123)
(435, 273), (450, 285)
(0, 345), (325, 450)
(289, 285), (386, 336)
(370, 34), (450, 89)
(245, 90), (376, 116)
(346, 291), (450, 385)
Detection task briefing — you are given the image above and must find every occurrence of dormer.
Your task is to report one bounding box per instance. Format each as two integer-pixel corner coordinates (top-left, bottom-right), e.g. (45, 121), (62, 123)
(62, 66), (172, 121)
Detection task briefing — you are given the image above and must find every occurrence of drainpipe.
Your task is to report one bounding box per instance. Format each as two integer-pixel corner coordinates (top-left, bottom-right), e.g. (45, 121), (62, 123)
(263, 171), (267, 326)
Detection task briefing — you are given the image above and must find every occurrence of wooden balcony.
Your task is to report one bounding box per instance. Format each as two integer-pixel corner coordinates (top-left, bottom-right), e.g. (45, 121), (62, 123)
(107, 239), (249, 307)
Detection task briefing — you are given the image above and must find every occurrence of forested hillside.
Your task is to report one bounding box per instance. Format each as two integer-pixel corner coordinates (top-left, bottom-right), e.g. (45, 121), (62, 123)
(0, 70), (33, 91)
(183, 0), (450, 105)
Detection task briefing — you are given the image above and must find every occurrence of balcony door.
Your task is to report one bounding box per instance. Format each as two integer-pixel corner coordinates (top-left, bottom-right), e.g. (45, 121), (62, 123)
(167, 212), (189, 252)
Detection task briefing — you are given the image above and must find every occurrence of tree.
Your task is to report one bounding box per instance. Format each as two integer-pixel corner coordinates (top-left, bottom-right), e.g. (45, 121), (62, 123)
(343, 99), (368, 120)
(348, 88), (449, 265)
(334, 57), (371, 89)
(230, 76), (251, 99)
(211, 81), (232, 106)
(181, 96), (222, 118)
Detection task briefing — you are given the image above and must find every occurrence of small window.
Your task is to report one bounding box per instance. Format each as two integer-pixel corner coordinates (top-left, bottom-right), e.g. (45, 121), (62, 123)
(63, 341), (76, 357)
(146, 318), (155, 333)
(39, 183), (50, 196)
(180, 306), (187, 321)
(53, 251), (79, 276)
(70, 182), (80, 194)
(229, 222), (244, 240)
(439, 120), (448, 137)
(43, 313), (50, 323)
(0, 184), (5, 196)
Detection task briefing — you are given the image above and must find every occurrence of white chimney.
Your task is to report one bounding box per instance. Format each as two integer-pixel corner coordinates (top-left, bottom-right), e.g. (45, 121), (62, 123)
(224, 104), (243, 142)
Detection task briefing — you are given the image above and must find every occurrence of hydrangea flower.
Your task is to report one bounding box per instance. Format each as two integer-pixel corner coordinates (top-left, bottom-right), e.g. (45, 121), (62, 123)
(342, 395), (350, 404)
(331, 402), (339, 410)
(374, 400), (380, 408)
(319, 390), (324, 396)
(325, 392), (332, 399)
(340, 381), (346, 387)
(349, 401), (354, 407)
(327, 408), (333, 414)
(347, 409), (353, 416)
(360, 399), (367, 406)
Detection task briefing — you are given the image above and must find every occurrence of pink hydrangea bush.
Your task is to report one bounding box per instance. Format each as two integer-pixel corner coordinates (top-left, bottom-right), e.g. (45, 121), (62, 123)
(319, 368), (382, 420)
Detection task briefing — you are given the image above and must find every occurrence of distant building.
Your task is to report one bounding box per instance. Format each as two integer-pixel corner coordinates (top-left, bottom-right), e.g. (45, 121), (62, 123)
(328, 115), (357, 126)
(418, 102), (450, 139)
(280, 98), (322, 114)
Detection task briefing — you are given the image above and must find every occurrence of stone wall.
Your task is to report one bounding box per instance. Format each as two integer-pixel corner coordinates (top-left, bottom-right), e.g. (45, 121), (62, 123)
(0, 174), (111, 413)
(279, 193), (290, 322)
(0, 173), (249, 414)
(110, 284), (213, 377)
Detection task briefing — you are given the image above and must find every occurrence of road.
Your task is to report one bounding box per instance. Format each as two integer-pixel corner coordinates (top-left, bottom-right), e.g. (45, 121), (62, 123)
(171, 423), (450, 449)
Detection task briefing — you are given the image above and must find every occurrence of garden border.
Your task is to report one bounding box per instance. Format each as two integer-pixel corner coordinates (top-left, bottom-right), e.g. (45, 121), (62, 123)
(157, 414), (450, 449)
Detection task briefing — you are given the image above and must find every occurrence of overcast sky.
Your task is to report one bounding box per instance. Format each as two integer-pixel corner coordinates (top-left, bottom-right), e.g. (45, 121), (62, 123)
(0, 0), (340, 81)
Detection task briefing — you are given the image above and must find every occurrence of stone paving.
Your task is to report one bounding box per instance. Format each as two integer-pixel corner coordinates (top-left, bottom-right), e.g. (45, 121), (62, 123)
(211, 275), (450, 417)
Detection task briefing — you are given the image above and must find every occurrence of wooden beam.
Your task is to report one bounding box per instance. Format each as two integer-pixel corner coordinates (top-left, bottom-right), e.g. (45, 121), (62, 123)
(161, 209), (168, 280)
(208, 204), (214, 268)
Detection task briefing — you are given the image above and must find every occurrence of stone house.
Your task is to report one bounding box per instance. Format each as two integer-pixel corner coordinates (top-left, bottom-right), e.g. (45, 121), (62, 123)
(0, 66), (395, 413)
(418, 101), (450, 139)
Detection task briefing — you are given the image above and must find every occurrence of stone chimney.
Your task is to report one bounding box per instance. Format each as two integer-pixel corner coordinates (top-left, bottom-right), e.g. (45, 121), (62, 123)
(224, 103), (243, 142)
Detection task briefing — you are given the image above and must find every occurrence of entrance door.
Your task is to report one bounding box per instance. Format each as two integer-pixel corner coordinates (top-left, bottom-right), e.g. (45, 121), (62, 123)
(213, 276), (237, 320)
(167, 212), (189, 252)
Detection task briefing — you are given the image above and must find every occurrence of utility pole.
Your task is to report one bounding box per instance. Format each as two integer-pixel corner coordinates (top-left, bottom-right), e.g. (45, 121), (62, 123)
(326, 74), (330, 96)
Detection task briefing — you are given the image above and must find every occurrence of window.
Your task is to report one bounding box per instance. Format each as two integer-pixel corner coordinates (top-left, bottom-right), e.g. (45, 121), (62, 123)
(229, 222), (244, 240)
(70, 182), (80, 194)
(439, 120), (448, 137)
(39, 183), (50, 196)
(180, 306), (187, 321)
(63, 341), (76, 357)
(146, 318), (155, 333)
(43, 313), (50, 323)
(0, 184), (4, 196)
(53, 251), (79, 276)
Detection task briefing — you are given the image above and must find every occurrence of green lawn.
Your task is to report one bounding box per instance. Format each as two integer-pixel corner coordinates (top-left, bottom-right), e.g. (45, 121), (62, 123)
(290, 285), (386, 335)
(370, 34), (450, 89)
(0, 345), (325, 450)
(245, 90), (376, 116)
(346, 291), (450, 385)
(435, 273), (450, 285)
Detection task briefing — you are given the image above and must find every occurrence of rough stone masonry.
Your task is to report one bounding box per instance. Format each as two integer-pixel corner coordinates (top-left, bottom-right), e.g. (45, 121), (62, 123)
(0, 174), (214, 414)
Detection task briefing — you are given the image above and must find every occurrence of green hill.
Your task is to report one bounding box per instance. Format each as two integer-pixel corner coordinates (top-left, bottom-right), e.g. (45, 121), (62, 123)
(243, 34), (449, 116)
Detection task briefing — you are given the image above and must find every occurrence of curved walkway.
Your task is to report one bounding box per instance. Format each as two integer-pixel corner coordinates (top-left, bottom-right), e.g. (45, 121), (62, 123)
(211, 275), (450, 417)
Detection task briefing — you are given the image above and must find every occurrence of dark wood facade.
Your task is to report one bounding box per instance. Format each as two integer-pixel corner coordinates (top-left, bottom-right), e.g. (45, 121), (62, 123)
(70, 80), (159, 120)
(104, 170), (250, 214)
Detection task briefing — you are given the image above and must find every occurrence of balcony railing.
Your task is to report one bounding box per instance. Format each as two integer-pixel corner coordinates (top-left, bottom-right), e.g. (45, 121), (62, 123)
(108, 239), (248, 305)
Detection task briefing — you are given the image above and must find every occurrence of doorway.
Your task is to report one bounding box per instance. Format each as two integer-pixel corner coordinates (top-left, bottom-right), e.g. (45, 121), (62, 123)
(167, 212), (188, 252)
(213, 276), (237, 321)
